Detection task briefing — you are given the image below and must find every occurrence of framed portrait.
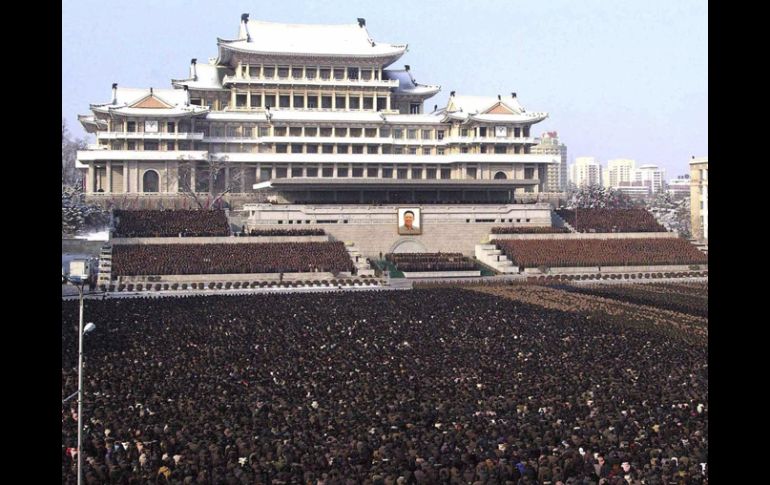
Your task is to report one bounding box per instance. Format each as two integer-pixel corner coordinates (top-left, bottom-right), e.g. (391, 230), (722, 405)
(397, 208), (421, 235)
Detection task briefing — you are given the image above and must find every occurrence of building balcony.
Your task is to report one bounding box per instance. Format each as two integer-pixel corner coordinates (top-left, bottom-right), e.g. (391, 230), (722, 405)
(96, 131), (206, 140)
(76, 150), (209, 162)
(223, 74), (399, 88)
(200, 135), (535, 146)
(442, 136), (535, 145)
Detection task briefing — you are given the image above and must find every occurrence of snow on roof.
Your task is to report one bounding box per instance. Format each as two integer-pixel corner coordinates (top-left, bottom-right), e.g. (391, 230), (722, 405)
(90, 87), (209, 116)
(447, 95), (524, 114)
(94, 87), (187, 107)
(384, 69), (440, 97)
(468, 113), (548, 123)
(172, 62), (228, 90)
(444, 94), (547, 123)
(220, 19), (407, 58)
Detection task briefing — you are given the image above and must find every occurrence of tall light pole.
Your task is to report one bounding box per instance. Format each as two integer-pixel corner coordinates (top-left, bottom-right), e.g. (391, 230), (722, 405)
(64, 259), (96, 485)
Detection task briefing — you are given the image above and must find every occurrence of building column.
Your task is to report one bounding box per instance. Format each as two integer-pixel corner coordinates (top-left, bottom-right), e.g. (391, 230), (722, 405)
(106, 161), (112, 194)
(164, 161), (169, 193)
(122, 163), (128, 193)
(86, 164), (95, 193)
(386, 95), (391, 111)
(190, 164), (196, 193)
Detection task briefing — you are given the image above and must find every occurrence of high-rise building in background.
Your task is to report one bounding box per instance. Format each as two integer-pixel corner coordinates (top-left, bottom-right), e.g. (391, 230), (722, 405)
(532, 131), (567, 193)
(690, 157), (708, 241)
(569, 157), (602, 187)
(603, 159), (636, 188)
(634, 164), (666, 194)
(667, 174), (691, 199)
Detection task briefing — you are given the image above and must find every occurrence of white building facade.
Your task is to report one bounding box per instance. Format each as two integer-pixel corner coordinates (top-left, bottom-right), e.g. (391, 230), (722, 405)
(569, 157), (603, 187)
(77, 15), (559, 205)
(634, 164), (666, 194)
(532, 131), (567, 193)
(603, 159), (636, 188)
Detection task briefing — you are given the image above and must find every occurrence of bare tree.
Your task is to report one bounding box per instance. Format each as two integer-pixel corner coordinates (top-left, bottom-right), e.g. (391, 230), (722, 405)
(62, 118), (88, 186)
(176, 154), (244, 209)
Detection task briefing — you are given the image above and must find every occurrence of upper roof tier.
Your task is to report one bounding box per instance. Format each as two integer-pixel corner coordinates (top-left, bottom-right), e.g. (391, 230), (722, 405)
(217, 16), (407, 66)
(172, 61), (228, 90)
(89, 87), (209, 118)
(439, 94), (548, 124)
(384, 69), (440, 98)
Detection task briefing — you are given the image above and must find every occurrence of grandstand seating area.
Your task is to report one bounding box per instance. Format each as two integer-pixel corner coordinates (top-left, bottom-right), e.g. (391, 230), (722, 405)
(496, 238), (708, 268)
(386, 252), (477, 271)
(491, 226), (570, 234)
(112, 242), (354, 275)
(555, 208), (666, 233)
(114, 210), (230, 237)
(243, 228), (325, 236)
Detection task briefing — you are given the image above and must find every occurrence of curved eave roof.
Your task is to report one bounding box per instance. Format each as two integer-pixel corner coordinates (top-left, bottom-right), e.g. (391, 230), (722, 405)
(384, 69), (440, 98)
(215, 19), (407, 66)
(217, 43), (406, 68)
(78, 114), (107, 133)
(470, 113), (548, 123)
(441, 112), (548, 124)
(171, 64), (228, 90)
(91, 106), (210, 118)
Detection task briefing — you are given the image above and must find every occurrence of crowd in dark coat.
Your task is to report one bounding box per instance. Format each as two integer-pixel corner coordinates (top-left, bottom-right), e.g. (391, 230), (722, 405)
(555, 210), (666, 233)
(112, 242), (354, 275)
(241, 229), (326, 237)
(496, 238), (708, 268)
(491, 227), (571, 234)
(114, 210), (231, 238)
(62, 289), (707, 484)
(386, 253), (477, 272)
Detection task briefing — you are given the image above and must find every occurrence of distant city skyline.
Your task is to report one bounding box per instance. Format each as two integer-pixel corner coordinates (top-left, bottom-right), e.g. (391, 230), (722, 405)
(62, 0), (707, 177)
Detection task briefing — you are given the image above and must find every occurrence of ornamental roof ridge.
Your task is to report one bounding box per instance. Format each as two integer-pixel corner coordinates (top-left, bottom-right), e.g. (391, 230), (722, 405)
(216, 16), (407, 61)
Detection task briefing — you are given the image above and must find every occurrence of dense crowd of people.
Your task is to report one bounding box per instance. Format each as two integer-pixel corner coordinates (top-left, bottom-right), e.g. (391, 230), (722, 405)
(496, 238), (709, 268)
(240, 228), (326, 237)
(552, 282), (708, 318)
(114, 210), (231, 238)
(555, 209), (667, 233)
(62, 289), (707, 484)
(491, 227), (571, 234)
(112, 242), (354, 275)
(386, 253), (477, 272)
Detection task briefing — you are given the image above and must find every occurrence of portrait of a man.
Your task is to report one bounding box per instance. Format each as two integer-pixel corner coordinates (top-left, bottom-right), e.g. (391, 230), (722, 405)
(398, 208), (421, 235)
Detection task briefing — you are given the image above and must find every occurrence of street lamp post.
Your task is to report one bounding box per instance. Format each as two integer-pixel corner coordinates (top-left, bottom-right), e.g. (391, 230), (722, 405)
(64, 259), (96, 485)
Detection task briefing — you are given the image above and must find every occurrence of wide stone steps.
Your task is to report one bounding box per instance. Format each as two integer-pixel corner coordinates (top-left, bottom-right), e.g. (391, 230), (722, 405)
(552, 211), (577, 233)
(97, 244), (113, 284)
(475, 243), (517, 274)
(345, 242), (375, 277)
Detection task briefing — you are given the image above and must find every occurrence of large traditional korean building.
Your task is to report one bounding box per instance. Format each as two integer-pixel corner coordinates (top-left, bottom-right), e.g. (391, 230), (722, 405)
(78, 14), (559, 205)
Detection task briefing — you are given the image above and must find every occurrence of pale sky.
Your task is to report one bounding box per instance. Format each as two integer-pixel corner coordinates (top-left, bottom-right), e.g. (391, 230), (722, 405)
(62, 0), (707, 177)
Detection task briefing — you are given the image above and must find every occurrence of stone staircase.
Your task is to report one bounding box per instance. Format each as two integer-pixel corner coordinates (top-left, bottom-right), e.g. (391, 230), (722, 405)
(689, 239), (708, 256)
(97, 244), (113, 286)
(345, 243), (375, 277)
(551, 211), (577, 233)
(475, 243), (518, 274)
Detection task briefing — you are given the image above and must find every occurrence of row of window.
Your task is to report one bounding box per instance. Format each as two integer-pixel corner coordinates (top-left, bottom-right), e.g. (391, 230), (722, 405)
(239, 65), (383, 82)
(118, 122), (530, 139)
(178, 163), (535, 181)
(109, 140), (530, 155)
